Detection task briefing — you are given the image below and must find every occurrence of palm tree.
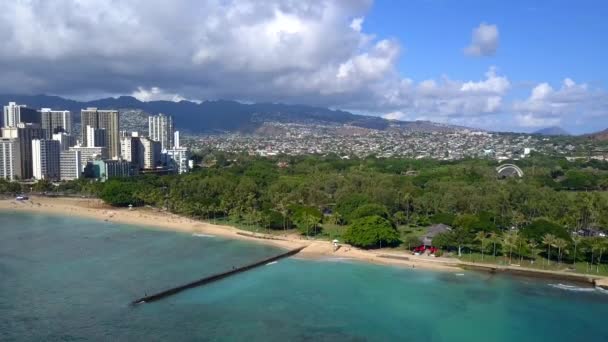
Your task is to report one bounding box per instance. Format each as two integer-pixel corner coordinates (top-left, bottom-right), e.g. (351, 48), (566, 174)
(591, 239), (607, 274)
(542, 234), (557, 266)
(502, 231), (518, 265)
(475, 231), (488, 261)
(303, 213), (320, 238)
(402, 192), (412, 222)
(527, 240), (542, 266)
(517, 234), (527, 265)
(553, 238), (568, 265)
(489, 232), (500, 261)
(572, 235), (582, 266)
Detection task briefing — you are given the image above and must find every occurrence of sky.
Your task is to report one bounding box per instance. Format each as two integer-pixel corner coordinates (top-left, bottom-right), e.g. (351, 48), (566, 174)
(0, 0), (606, 133)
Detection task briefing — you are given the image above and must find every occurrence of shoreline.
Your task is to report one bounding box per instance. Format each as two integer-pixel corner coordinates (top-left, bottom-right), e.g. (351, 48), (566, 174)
(1, 196), (607, 286)
(0, 196), (457, 272)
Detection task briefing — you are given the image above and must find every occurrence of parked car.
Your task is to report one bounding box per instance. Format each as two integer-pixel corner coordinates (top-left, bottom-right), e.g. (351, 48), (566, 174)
(15, 195), (29, 201)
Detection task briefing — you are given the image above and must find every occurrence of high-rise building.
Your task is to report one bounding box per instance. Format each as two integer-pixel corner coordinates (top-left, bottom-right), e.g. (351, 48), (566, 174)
(174, 130), (181, 148)
(86, 125), (106, 147)
(120, 134), (144, 170)
(80, 108), (120, 159)
(3, 102), (40, 128)
(69, 145), (109, 171)
(32, 139), (61, 181)
(52, 133), (77, 151)
(85, 159), (135, 181)
(0, 138), (22, 181)
(140, 137), (161, 169)
(59, 150), (82, 181)
(1, 123), (45, 180)
(164, 147), (190, 174)
(148, 113), (174, 150)
(40, 108), (71, 137)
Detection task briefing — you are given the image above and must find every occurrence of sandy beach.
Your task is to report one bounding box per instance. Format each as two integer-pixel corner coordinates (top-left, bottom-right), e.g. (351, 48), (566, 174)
(0, 196), (459, 272)
(4, 196), (608, 287)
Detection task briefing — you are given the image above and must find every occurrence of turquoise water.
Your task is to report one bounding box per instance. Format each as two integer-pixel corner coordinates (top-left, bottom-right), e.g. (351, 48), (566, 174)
(2, 212), (608, 341)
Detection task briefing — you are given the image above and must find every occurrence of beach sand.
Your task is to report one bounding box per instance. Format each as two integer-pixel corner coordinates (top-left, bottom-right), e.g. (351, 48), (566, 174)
(0, 196), (460, 272)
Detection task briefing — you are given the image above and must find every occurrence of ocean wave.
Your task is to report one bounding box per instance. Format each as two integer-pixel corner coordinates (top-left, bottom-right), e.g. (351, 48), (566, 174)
(192, 233), (216, 238)
(548, 283), (601, 293)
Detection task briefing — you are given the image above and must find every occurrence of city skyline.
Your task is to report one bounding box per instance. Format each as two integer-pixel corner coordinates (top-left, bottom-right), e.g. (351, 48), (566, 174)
(0, 100), (191, 182)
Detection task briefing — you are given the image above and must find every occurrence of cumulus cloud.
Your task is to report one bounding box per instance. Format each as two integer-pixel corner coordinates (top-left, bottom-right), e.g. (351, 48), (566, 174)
(1, 1), (604, 131)
(464, 23), (499, 57)
(378, 67), (510, 121)
(513, 78), (608, 128)
(132, 87), (203, 103)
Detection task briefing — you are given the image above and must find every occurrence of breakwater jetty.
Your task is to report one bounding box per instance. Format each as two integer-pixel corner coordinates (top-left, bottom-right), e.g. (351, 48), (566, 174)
(131, 245), (307, 305)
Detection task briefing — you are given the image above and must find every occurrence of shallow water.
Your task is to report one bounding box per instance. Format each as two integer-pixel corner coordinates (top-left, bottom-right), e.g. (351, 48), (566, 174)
(1, 212), (608, 341)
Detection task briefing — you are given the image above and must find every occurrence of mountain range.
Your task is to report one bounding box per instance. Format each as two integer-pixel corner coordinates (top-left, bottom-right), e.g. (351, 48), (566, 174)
(532, 126), (571, 136)
(0, 94), (470, 134)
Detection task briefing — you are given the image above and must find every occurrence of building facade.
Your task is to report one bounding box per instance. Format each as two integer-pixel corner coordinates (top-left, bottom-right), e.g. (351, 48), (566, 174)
(52, 133), (76, 151)
(1, 123), (45, 180)
(164, 147), (190, 174)
(86, 125), (106, 148)
(40, 108), (71, 137)
(148, 113), (174, 150)
(3, 102), (40, 128)
(32, 139), (61, 181)
(0, 138), (22, 181)
(140, 136), (161, 169)
(59, 150), (82, 181)
(86, 159), (135, 181)
(120, 134), (144, 170)
(80, 108), (120, 159)
(69, 146), (109, 171)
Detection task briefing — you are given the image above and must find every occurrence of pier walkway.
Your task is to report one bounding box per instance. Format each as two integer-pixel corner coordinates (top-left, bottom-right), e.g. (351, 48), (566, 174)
(131, 245), (307, 305)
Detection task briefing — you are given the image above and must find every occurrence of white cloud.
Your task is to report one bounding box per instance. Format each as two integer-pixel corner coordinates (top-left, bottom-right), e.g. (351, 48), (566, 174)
(513, 78), (607, 128)
(460, 67), (510, 93)
(376, 67), (510, 120)
(464, 23), (499, 57)
(350, 17), (364, 32)
(1, 1), (605, 132)
(132, 87), (189, 103)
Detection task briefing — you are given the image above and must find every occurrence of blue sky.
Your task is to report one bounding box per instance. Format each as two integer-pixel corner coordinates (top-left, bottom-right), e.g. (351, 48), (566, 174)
(363, 0), (608, 133)
(1, 0), (606, 133)
(368, 0), (607, 85)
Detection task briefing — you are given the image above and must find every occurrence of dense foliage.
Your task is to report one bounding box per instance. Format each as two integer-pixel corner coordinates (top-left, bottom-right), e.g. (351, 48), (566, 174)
(3, 153), (608, 269)
(344, 215), (400, 249)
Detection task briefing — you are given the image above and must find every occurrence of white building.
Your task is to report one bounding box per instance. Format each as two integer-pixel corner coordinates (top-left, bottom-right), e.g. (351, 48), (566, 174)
(148, 113), (174, 150)
(174, 130), (180, 148)
(86, 125), (106, 147)
(164, 147), (190, 174)
(60, 150), (82, 181)
(3, 102), (39, 128)
(0, 138), (21, 181)
(121, 134), (145, 170)
(1, 123), (45, 180)
(52, 132), (76, 151)
(40, 108), (72, 137)
(140, 136), (161, 169)
(32, 139), (61, 181)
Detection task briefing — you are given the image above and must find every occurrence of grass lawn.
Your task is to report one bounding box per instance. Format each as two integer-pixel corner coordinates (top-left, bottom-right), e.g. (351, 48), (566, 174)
(455, 251), (608, 276)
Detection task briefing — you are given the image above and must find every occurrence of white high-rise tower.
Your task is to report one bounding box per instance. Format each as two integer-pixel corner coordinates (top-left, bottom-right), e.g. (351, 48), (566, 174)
(148, 113), (174, 150)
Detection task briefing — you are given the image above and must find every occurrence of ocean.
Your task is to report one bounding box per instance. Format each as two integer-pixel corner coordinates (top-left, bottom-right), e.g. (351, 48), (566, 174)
(1, 212), (607, 341)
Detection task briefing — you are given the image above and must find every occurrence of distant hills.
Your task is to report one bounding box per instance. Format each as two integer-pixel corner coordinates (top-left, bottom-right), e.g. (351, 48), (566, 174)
(0, 94), (471, 134)
(586, 128), (608, 141)
(533, 126), (570, 136)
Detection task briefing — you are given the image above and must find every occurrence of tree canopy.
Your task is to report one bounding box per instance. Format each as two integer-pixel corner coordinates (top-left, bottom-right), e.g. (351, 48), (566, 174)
(343, 215), (400, 249)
